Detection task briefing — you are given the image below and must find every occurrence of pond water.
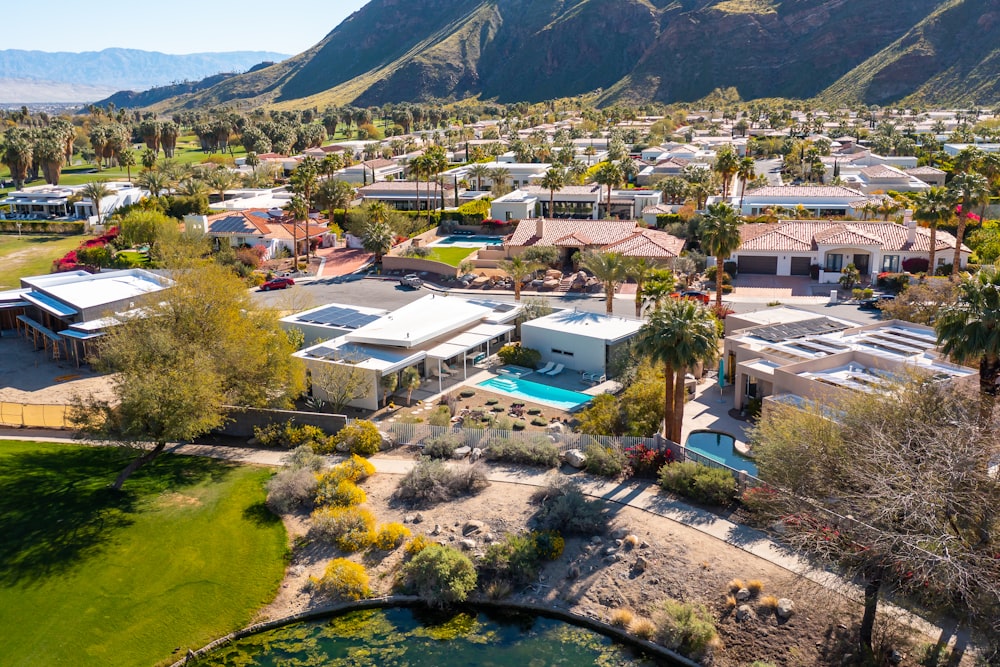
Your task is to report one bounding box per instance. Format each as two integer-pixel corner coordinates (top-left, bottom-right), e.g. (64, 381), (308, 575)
(195, 606), (667, 666)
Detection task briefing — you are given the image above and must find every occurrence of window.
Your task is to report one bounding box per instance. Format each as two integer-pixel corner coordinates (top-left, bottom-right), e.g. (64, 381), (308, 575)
(551, 348), (575, 357)
(881, 255), (899, 272)
(825, 253), (843, 271)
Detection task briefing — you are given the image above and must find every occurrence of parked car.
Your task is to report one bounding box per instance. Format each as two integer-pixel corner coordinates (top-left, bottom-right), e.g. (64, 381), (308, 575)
(399, 274), (423, 289)
(669, 290), (711, 304)
(260, 277), (294, 291)
(859, 293), (895, 309)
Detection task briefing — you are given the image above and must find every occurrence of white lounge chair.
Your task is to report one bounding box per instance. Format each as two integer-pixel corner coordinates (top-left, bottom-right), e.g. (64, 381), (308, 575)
(546, 363), (564, 376)
(536, 361), (555, 374)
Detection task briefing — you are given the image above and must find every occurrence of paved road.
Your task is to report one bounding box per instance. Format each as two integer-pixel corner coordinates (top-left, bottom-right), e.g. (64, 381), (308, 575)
(755, 158), (783, 186)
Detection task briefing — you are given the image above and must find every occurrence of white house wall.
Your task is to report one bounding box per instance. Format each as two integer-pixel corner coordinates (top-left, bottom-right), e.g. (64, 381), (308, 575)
(520, 327), (607, 375)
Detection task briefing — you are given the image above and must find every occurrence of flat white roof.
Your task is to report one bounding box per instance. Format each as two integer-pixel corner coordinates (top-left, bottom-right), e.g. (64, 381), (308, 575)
(425, 323), (514, 361)
(732, 306), (859, 329)
(23, 269), (168, 311)
(296, 338), (425, 374)
(522, 310), (644, 342)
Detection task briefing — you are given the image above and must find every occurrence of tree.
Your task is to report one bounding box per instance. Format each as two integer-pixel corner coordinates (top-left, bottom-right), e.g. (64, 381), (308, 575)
(878, 278), (959, 325)
(1, 129), (33, 189)
(380, 372), (398, 406)
(698, 202), (743, 308)
(284, 194), (310, 270)
(593, 161), (623, 218)
(34, 132), (66, 185)
(913, 186), (955, 272)
(310, 364), (372, 413)
(625, 257), (661, 318)
(315, 178), (355, 214)
(638, 300), (718, 442)
(488, 166), (511, 196)
(402, 544), (477, 608)
(400, 366), (421, 405)
(71, 263), (303, 490)
(580, 250), (628, 315)
(361, 217), (393, 264)
(712, 145), (739, 198)
(117, 209), (179, 254)
(736, 156), (756, 210)
(203, 167), (235, 205)
(467, 163), (490, 192)
(948, 172), (990, 278)
(538, 166), (566, 218)
(245, 151), (260, 173)
(499, 256), (540, 302)
(936, 267), (1000, 399)
(118, 146), (136, 183)
(80, 180), (112, 226)
(749, 381), (1000, 659)
(136, 169), (170, 197)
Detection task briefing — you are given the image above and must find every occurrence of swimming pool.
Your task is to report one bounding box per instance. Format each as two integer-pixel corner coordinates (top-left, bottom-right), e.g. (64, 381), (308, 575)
(477, 376), (592, 411)
(684, 430), (758, 476)
(432, 235), (505, 247)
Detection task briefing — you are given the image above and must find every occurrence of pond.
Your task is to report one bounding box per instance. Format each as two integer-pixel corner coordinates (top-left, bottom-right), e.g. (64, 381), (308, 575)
(195, 606), (668, 666)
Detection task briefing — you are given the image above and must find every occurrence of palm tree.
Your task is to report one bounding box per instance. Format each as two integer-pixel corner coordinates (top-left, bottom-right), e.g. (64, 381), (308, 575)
(380, 373), (398, 407)
(284, 194), (310, 271)
(580, 250), (628, 315)
(1, 130), (33, 189)
(245, 151), (260, 173)
(361, 218), (393, 264)
(426, 147), (449, 211)
(736, 156), (756, 210)
(400, 366), (422, 406)
(538, 166), (566, 218)
(467, 163), (490, 192)
(499, 256), (540, 301)
(488, 166), (511, 196)
(948, 172), (990, 278)
(713, 145), (739, 199)
(913, 186), (955, 273)
(593, 161), (623, 218)
(80, 180), (113, 227)
(136, 170), (170, 198)
(409, 154), (429, 219)
(118, 147), (136, 183)
(638, 300), (718, 442)
(936, 268), (1000, 400)
(699, 202), (743, 308)
(624, 257), (658, 318)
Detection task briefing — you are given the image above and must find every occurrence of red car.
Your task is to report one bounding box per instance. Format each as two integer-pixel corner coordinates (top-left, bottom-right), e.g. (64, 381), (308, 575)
(261, 277), (295, 291)
(669, 290), (711, 304)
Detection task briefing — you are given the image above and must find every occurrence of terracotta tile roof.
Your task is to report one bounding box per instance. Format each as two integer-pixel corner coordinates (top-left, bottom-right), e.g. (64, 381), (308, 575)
(744, 185), (865, 199)
(859, 165), (907, 179)
(360, 158), (398, 170)
(522, 184), (602, 196)
(506, 218), (684, 258)
(603, 228), (686, 258)
(653, 157), (690, 168)
(358, 181), (454, 193)
(738, 220), (969, 253)
(906, 166), (945, 175)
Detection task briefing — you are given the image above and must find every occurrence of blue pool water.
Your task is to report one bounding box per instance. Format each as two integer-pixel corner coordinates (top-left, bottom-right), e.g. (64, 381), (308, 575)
(433, 235), (505, 246)
(478, 376), (593, 411)
(684, 430), (758, 476)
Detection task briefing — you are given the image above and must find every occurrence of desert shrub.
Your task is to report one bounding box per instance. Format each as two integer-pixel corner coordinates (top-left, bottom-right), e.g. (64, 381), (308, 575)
(266, 468), (319, 513)
(315, 478), (367, 507)
(876, 271), (910, 293)
(330, 420), (382, 456)
(653, 599), (720, 659)
(623, 534), (640, 549)
(423, 433), (464, 459)
(395, 458), (489, 506)
(481, 532), (542, 586)
(312, 558), (370, 601)
(747, 579), (765, 595)
(485, 398), (499, 406)
(254, 420), (327, 449)
(373, 522), (411, 550)
(727, 578), (745, 592)
(658, 461), (737, 506)
(703, 266), (732, 285)
(310, 506), (376, 552)
(531, 482), (609, 535)
(583, 442), (627, 478)
(533, 530), (564, 560)
(485, 579), (513, 600)
(340, 454), (376, 481)
(725, 594), (737, 609)
(526, 408), (541, 415)
(428, 405), (453, 427)
(902, 257), (929, 273)
(283, 444), (327, 471)
(496, 343), (542, 369)
(459, 389), (475, 398)
(484, 437), (559, 467)
(629, 618), (656, 640)
(511, 421), (526, 431)
(758, 595), (779, 610)
(400, 544), (477, 608)
(404, 535), (433, 558)
(439, 393), (458, 416)
(610, 609), (635, 627)
(530, 418), (548, 427)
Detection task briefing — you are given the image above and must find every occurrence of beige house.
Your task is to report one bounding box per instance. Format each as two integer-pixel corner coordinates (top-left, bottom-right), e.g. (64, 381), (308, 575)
(502, 218), (685, 265)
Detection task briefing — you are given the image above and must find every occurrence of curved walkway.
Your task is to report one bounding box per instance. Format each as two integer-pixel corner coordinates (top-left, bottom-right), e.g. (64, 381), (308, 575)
(0, 432), (962, 648)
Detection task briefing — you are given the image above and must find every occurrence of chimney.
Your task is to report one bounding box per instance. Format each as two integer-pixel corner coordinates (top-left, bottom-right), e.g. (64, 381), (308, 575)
(535, 217), (546, 240)
(903, 209), (915, 245)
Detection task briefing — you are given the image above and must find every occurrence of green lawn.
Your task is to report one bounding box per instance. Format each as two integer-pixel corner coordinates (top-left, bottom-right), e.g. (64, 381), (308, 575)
(0, 441), (287, 667)
(424, 246), (477, 267)
(0, 234), (85, 290)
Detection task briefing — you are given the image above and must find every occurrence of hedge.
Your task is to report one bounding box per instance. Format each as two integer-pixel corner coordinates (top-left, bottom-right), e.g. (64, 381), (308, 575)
(0, 220), (85, 234)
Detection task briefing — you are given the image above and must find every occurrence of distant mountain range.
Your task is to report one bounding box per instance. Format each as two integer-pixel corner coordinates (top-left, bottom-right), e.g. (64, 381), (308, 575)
(91, 0), (1000, 112)
(0, 48), (290, 103)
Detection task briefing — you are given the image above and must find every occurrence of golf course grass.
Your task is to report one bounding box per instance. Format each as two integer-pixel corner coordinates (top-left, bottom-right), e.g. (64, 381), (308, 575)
(0, 234), (86, 290)
(0, 441), (287, 666)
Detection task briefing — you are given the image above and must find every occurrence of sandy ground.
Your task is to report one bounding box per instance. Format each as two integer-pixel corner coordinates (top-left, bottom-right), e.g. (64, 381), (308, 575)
(0, 335), (114, 405)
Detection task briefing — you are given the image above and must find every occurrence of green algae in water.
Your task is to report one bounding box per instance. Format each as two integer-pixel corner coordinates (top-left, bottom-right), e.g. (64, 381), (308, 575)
(196, 607), (666, 666)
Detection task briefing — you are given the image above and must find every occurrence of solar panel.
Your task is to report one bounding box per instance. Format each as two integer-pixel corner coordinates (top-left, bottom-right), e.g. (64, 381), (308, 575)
(752, 317), (851, 343)
(301, 306), (382, 329)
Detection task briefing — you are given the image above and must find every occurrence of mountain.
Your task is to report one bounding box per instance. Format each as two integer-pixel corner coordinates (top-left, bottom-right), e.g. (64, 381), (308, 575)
(0, 48), (290, 93)
(133, 0), (999, 112)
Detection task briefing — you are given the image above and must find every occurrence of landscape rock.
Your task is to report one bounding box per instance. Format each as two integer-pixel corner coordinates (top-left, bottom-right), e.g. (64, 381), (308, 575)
(776, 598), (795, 619)
(462, 520), (486, 536)
(604, 547), (617, 556)
(412, 513), (424, 524)
(612, 528), (630, 540)
(452, 446), (471, 459)
(633, 556), (649, 573)
(563, 448), (587, 468)
(546, 422), (564, 433)
(736, 604), (754, 622)
(591, 536), (603, 545)
(430, 524), (441, 536)
(403, 514), (416, 523)
(470, 447), (483, 462)
(378, 430), (395, 450)
(567, 565), (581, 579)
(888, 649), (903, 665)
(459, 538), (476, 550)
(736, 587), (751, 602)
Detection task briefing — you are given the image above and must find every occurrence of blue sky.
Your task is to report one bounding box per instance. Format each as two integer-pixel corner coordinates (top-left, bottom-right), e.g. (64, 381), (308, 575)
(4, 0), (370, 56)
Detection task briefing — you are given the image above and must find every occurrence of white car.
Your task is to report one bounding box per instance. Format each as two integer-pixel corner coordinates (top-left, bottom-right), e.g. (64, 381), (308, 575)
(399, 274), (423, 288)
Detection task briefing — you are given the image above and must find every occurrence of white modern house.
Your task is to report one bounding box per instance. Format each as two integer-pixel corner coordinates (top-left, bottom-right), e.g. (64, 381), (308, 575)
(738, 185), (871, 217)
(441, 162), (551, 192)
(293, 295), (522, 411)
(0, 181), (145, 224)
(520, 310), (644, 378)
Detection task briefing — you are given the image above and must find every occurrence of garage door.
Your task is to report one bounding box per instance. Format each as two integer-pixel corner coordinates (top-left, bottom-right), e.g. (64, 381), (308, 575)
(790, 257), (812, 276)
(738, 255), (778, 274)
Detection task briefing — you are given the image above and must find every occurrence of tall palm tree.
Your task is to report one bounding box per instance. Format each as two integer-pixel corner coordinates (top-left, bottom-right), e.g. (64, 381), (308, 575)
(538, 166), (566, 218)
(593, 161), (623, 218)
(467, 163), (490, 192)
(426, 147), (449, 211)
(488, 166), (511, 196)
(580, 250), (628, 315)
(713, 145), (739, 199)
(499, 256), (541, 302)
(736, 156), (756, 210)
(624, 257), (655, 318)
(638, 300), (718, 442)
(80, 180), (113, 227)
(118, 147), (136, 183)
(913, 186), (955, 273)
(203, 167), (235, 205)
(284, 194), (310, 271)
(361, 218), (393, 264)
(409, 154), (429, 219)
(245, 151), (260, 173)
(1, 130), (33, 189)
(136, 170), (170, 198)
(699, 202), (743, 308)
(936, 268), (1000, 400)
(948, 172), (990, 278)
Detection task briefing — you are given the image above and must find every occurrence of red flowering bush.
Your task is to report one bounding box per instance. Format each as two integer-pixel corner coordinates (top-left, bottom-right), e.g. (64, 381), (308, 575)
(625, 443), (673, 479)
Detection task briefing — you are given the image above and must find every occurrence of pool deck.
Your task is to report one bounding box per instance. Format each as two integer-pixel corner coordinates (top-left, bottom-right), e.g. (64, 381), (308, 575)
(682, 379), (750, 451)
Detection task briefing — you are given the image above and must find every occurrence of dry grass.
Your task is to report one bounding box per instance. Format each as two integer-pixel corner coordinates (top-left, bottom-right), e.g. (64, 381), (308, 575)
(747, 579), (765, 595)
(727, 578), (745, 593)
(610, 608), (635, 627)
(623, 534), (640, 549)
(725, 594), (737, 609)
(759, 594), (779, 610)
(629, 617), (656, 640)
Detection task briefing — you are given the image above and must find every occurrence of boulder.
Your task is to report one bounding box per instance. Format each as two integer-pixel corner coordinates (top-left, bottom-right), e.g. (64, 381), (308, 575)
(470, 447), (483, 462)
(462, 520), (487, 536)
(736, 604), (754, 622)
(412, 513), (424, 524)
(546, 422), (565, 433)
(459, 538), (476, 550)
(633, 556), (649, 573)
(430, 524), (442, 536)
(452, 446), (472, 460)
(776, 598), (795, 619)
(736, 587), (751, 602)
(564, 448), (587, 468)
(378, 430), (395, 450)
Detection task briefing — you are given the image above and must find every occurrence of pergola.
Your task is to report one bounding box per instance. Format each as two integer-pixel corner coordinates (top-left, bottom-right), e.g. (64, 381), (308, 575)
(424, 322), (514, 394)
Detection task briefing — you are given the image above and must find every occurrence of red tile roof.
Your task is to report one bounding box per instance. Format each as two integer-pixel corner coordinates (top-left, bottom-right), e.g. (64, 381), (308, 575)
(506, 218), (684, 258)
(738, 220), (968, 253)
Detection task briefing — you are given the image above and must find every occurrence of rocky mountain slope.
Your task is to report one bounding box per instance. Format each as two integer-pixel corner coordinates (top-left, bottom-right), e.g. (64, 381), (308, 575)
(129, 0), (999, 111)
